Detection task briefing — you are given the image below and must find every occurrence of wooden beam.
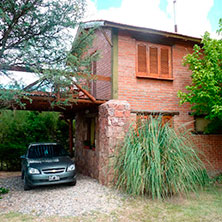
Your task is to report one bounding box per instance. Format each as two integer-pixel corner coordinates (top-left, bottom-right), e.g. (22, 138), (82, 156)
(112, 28), (119, 99)
(59, 98), (106, 104)
(131, 109), (180, 116)
(0, 65), (34, 72)
(77, 73), (111, 82)
(72, 82), (96, 103)
(22, 95), (106, 104)
(1, 66), (111, 82)
(100, 27), (113, 47)
(23, 79), (43, 90)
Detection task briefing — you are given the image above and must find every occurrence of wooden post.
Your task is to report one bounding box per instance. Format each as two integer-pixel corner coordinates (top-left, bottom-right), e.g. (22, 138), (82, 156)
(69, 118), (74, 157)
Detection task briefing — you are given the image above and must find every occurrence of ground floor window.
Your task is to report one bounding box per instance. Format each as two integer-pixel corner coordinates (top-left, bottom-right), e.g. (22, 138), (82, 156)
(84, 117), (96, 151)
(136, 114), (173, 128)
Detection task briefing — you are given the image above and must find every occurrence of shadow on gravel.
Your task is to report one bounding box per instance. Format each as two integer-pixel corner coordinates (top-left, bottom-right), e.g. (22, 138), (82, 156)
(0, 174), (84, 192)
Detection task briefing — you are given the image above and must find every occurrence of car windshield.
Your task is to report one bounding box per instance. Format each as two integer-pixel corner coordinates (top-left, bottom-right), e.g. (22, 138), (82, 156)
(28, 144), (68, 158)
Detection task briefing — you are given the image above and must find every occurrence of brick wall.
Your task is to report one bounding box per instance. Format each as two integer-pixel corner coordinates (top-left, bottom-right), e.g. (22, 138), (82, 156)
(193, 135), (222, 176)
(89, 28), (112, 100)
(116, 30), (222, 175)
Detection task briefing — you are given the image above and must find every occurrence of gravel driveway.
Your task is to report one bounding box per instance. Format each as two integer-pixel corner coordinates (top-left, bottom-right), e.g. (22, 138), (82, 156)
(0, 173), (124, 217)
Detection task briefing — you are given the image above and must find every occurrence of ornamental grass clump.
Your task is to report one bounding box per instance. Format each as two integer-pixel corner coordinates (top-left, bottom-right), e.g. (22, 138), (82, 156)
(113, 116), (209, 199)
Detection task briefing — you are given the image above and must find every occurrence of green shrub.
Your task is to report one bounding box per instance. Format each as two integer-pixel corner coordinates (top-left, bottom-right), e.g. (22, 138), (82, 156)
(0, 144), (27, 170)
(210, 174), (222, 184)
(0, 110), (69, 170)
(113, 116), (209, 199)
(0, 187), (9, 199)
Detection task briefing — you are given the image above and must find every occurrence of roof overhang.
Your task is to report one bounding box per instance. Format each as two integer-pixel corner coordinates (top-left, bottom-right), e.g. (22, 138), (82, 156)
(81, 20), (201, 44)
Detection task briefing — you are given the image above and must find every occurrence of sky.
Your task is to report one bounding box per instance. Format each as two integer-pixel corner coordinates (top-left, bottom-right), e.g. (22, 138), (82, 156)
(1, 0), (221, 85)
(84, 0), (222, 38)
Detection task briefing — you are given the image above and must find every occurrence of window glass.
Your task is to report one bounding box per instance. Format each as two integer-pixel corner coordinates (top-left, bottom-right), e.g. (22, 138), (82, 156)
(28, 144), (68, 158)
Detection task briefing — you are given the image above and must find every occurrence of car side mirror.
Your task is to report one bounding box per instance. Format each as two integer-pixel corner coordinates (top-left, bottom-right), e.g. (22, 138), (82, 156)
(20, 155), (26, 159)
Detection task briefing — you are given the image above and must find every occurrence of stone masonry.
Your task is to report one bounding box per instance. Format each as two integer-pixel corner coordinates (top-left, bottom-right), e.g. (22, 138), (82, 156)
(75, 100), (131, 185)
(98, 100), (131, 185)
(75, 113), (99, 179)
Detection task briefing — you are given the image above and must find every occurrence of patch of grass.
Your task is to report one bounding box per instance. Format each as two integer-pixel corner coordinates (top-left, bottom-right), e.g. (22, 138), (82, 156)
(0, 187), (9, 199)
(0, 212), (35, 222)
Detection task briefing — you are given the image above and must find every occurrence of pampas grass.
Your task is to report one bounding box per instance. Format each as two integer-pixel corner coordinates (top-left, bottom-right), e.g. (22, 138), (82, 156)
(113, 116), (209, 199)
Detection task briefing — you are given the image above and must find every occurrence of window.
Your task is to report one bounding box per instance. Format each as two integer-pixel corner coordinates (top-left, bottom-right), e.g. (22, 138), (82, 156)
(162, 115), (173, 127)
(136, 114), (173, 128)
(84, 117), (96, 150)
(136, 42), (172, 79)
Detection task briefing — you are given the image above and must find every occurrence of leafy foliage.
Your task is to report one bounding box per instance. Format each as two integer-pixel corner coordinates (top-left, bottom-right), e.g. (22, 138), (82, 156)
(113, 116), (209, 199)
(0, 0), (85, 71)
(0, 110), (69, 170)
(210, 174), (222, 185)
(178, 19), (222, 123)
(0, 0), (99, 109)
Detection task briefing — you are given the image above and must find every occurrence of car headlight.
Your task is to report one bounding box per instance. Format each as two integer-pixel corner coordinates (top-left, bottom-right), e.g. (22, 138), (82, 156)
(28, 167), (40, 175)
(67, 164), (75, 171)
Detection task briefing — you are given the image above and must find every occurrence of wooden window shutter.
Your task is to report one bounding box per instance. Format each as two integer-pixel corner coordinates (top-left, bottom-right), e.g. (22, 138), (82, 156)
(160, 48), (169, 76)
(138, 45), (147, 73)
(149, 47), (158, 74)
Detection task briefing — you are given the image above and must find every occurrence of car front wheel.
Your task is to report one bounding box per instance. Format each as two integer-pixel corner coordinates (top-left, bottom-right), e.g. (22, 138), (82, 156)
(68, 179), (76, 186)
(24, 176), (31, 191)
(21, 171), (24, 180)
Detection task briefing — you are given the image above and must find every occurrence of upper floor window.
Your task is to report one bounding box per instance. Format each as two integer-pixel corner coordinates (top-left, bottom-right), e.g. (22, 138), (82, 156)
(136, 42), (172, 80)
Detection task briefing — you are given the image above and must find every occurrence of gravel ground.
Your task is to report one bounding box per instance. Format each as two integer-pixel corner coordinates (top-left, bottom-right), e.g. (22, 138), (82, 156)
(0, 173), (124, 217)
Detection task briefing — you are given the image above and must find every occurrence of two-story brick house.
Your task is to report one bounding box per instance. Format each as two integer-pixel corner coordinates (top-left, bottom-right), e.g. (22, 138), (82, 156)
(74, 20), (222, 185)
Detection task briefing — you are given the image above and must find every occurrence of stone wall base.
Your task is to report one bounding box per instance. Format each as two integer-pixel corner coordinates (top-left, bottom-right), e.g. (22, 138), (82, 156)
(75, 100), (222, 186)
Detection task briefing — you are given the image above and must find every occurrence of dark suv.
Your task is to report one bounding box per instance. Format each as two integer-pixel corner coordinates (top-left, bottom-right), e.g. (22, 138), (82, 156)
(21, 143), (76, 190)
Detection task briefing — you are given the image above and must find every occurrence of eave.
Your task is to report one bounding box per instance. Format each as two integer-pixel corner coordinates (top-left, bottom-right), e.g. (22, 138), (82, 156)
(82, 20), (202, 44)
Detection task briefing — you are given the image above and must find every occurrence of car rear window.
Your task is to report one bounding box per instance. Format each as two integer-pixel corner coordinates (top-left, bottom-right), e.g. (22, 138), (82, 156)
(28, 144), (68, 158)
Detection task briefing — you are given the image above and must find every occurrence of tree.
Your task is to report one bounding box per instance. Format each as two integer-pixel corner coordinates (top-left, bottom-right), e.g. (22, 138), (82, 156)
(178, 19), (222, 126)
(0, 0), (98, 109)
(0, 0), (85, 72)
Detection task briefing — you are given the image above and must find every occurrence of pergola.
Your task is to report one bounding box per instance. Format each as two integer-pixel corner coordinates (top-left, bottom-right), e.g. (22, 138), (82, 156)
(1, 68), (110, 156)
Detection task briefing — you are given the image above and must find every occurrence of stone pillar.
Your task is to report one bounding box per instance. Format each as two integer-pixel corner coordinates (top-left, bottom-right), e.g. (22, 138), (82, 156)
(98, 100), (131, 185)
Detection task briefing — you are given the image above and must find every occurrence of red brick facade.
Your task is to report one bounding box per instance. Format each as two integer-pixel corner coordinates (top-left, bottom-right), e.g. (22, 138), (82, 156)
(193, 135), (222, 175)
(75, 22), (221, 182)
(116, 29), (221, 175)
(89, 28), (112, 100)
